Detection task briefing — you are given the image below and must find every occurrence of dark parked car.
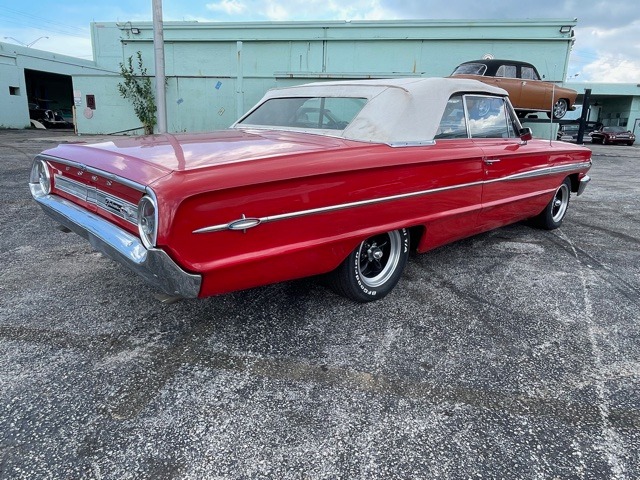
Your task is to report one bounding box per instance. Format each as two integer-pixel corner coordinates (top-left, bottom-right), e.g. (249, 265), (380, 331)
(451, 59), (578, 119)
(557, 124), (591, 143)
(28, 99), (72, 129)
(590, 126), (636, 145)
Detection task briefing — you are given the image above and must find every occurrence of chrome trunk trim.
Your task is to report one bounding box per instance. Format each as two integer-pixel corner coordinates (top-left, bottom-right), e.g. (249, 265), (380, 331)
(54, 175), (139, 225)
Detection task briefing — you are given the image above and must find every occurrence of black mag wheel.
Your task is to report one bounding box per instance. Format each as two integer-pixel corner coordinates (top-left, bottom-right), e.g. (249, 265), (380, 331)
(329, 228), (410, 302)
(532, 178), (571, 230)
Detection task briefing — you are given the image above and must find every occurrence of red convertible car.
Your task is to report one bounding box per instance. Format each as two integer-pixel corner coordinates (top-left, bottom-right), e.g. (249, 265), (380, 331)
(30, 78), (592, 302)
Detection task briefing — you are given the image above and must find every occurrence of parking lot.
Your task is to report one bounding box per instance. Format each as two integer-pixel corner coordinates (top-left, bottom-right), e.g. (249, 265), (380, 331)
(1, 129), (639, 479)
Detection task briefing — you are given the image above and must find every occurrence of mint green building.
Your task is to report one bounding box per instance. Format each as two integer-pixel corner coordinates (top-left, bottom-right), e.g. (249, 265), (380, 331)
(1, 19), (638, 139)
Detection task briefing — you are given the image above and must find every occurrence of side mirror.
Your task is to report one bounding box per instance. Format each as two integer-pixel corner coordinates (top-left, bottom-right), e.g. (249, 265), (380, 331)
(519, 127), (533, 141)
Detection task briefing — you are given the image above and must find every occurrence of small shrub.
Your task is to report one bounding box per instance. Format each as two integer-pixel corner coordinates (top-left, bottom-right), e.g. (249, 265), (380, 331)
(118, 51), (156, 135)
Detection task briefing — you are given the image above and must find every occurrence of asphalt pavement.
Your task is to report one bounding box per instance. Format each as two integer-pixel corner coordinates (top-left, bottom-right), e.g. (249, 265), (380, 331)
(1, 129), (639, 479)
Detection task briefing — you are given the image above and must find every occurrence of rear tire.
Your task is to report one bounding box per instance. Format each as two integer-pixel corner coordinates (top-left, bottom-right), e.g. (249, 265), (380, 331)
(329, 229), (410, 302)
(532, 178), (571, 230)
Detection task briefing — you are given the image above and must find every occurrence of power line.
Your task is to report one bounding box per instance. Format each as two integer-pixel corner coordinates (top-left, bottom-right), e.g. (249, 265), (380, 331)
(0, 5), (87, 33)
(0, 17), (88, 39)
(0, 6), (89, 38)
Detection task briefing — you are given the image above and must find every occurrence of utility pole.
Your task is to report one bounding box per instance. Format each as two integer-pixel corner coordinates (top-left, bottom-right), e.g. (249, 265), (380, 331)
(152, 0), (167, 133)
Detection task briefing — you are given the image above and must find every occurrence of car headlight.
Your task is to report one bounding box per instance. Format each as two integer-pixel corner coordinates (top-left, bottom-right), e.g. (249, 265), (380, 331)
(137, 195), (158, 249)
(29, 158), (51, 197)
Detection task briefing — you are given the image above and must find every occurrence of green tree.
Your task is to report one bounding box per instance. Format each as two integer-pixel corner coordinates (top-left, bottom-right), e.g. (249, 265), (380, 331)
(117, 51), (156, 135)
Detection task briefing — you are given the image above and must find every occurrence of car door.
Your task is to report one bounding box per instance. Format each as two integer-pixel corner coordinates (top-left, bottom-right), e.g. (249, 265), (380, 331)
(462, 94), (552, 231)
(491, 64), (523, 106)
(415, 94), (486, 252)
(517, 64), (552, 111)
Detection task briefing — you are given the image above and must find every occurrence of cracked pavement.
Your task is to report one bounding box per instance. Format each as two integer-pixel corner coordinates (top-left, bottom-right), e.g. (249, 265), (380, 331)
(1, 130), (639, 479)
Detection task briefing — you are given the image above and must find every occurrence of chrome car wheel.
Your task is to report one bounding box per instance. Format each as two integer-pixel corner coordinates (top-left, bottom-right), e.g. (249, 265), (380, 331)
(551, 99), (568, 119)
(329, 228), (410, 302)
(532, 178), (571, 230)
(356, 231), (402, 288)
(551, 182), (570, 223)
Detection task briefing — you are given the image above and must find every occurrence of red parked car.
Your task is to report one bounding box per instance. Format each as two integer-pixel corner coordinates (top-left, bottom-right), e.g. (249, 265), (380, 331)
(30, 78), (592, 302)
(590, 126), (636, 145)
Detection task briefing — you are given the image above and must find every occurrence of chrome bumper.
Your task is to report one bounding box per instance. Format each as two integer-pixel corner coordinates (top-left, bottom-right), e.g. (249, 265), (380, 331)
(577, 175), (591, 196)
(31, 191), (202, 298)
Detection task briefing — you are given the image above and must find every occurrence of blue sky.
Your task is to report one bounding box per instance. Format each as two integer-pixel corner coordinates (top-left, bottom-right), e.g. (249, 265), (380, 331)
(1, 0), (639, 82)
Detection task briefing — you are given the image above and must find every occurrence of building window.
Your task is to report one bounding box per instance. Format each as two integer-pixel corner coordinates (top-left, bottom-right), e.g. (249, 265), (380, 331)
(9, 86), (20, 96)
(86, 94), (96, 110)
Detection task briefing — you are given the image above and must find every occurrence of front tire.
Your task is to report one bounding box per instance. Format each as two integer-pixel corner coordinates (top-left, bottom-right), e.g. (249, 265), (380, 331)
(532, 178), (571, 230)
(548, 99), (569, 119)
(329, 229), (410, 302)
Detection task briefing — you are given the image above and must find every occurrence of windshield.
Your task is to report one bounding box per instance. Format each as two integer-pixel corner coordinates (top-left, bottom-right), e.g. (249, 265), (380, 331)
(239, 97), (368, 130)
(604, 126), (627, 133)
(452, 63), (487, 76)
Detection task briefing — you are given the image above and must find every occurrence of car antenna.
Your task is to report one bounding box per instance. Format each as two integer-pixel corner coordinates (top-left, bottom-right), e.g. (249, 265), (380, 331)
(550, 82), (555, 146)
(549, 63), (557, 146)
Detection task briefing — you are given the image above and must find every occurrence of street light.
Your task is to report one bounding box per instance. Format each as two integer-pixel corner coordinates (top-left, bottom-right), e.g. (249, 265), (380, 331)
(3, 36), (49, 47)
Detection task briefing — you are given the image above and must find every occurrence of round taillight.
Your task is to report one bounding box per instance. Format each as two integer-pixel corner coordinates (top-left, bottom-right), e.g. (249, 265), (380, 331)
(137, 195), (158, 248)
(30, 159), (51, 196)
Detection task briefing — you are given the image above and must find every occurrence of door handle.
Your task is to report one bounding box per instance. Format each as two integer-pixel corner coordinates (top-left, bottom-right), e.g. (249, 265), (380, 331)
(483, 158), (501, 165)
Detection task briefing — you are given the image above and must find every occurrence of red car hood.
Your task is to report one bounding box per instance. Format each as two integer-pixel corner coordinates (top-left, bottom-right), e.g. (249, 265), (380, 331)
(42, 129), (352, 187)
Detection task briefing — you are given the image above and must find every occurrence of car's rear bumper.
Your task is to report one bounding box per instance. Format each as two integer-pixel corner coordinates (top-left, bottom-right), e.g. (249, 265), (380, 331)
(577, 175), (591, 196)
(31, 192), (202, 298)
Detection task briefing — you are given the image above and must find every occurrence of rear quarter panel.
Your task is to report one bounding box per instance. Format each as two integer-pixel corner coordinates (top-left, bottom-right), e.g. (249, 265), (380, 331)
(152, 141), (487, 297)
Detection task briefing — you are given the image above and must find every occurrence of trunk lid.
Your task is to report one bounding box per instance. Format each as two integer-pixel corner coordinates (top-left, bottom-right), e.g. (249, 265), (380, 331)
(42, 129), (350, 187)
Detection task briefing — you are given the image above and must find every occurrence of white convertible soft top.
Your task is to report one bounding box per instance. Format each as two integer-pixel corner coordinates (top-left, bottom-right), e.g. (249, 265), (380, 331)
(234, 77), (508, 144)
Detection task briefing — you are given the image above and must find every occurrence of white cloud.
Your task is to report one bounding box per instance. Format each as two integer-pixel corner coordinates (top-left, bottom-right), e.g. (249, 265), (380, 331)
(582, 55), (640, 83)
(206, 0), (247, 15)
(262, 1), (290, 21)
(571, 20), (640, 82)
(3, 0), (638, 83)
(254, 0), (395, 21)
